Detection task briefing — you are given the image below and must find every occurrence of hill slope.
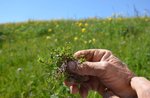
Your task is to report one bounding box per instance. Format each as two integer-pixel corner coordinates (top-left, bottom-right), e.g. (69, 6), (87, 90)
(0, 17), (150, 98)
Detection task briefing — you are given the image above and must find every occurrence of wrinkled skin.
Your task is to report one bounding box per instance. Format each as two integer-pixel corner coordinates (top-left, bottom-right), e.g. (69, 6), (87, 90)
(65, 49), (137, 98)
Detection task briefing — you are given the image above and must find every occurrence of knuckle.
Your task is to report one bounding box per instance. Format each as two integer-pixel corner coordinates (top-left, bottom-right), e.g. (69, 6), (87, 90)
(92, 61), (108, 76)
(105, 50), (112, 54)
(99, 61), (110, 69)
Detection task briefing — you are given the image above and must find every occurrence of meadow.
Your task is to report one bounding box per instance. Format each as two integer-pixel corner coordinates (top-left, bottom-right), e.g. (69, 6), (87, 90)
(0, 17), (150, 98)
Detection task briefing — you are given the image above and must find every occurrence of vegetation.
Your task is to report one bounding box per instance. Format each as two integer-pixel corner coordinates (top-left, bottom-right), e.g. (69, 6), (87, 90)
(0, 17), (150, 98)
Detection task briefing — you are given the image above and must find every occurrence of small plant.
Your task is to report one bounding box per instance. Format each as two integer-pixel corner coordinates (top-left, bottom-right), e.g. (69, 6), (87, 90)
(39, 46), (89, 84)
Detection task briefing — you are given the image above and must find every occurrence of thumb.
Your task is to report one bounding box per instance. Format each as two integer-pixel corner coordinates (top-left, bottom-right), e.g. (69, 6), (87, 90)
(67, 61), (107, 76)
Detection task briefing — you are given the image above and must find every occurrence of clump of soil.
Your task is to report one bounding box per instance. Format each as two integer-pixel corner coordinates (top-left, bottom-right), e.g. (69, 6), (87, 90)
(45, 46), (88, 83)
(39, 47), (89, 83)
(58, 60), (89, 83)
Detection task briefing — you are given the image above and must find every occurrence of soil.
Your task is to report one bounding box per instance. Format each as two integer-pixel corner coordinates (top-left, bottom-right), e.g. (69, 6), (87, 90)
(59, 60), (89, 83)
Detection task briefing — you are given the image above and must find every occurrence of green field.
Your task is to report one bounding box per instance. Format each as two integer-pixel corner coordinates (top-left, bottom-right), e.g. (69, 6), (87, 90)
(0, 17), (150, 98)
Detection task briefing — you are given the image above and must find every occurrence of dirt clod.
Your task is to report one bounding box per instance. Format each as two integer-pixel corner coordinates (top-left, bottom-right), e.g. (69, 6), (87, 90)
(59, 60), (89, 83)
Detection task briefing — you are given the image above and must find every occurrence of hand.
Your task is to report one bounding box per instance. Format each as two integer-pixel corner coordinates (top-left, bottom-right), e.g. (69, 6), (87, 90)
(64, 77), (119, 98)
(66, 49), (137, 98)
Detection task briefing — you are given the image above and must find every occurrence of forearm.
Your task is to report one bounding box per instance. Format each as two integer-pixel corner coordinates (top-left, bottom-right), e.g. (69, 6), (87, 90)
(131, 77), (150, 98)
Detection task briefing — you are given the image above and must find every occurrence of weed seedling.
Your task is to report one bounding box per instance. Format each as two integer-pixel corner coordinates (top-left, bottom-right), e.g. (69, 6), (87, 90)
(39, 46), (89, 84)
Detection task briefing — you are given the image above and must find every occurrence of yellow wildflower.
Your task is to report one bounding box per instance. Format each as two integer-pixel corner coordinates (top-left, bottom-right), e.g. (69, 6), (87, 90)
(46, 36), (51, 39)
(81, 28), (86, 33)
(88, 40), (92, 43)
(92, 38), (96, 43)
(56, 24), (59, 28)
(108, 17), (112, 21)
(84, 41), (87, 44)
(48, 29), (52, 32)
(85, 23), (88, 27)
(74, 37), (78, 41)
(78, 23), (83, 27)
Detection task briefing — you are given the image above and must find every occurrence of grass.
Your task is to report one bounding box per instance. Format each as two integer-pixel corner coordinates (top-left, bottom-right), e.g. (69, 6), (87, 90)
(0, 17), (150, 98)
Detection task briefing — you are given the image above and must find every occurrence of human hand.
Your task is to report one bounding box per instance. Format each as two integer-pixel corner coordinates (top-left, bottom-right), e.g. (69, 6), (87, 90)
(64, 76), (119, 98)
(65, 49), (137, 98)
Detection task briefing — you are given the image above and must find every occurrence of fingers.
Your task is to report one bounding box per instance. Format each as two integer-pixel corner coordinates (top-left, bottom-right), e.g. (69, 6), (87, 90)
(97, 83), (106, 95)
(64, 81), (88, 96)
(79, 84), (89, 98)
(64, 81), (79, 94)
(64, 76), (108, 97)
(68, 61), (107, 76)
(64, 81), (78, 87)
(70, 84), (79, 94)
(74, 49), (95, 61)
(74, 49), (111, 61)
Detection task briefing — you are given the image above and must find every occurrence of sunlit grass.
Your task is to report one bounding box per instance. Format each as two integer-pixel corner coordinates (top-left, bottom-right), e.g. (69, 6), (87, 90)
(0, 17), (150, 98)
